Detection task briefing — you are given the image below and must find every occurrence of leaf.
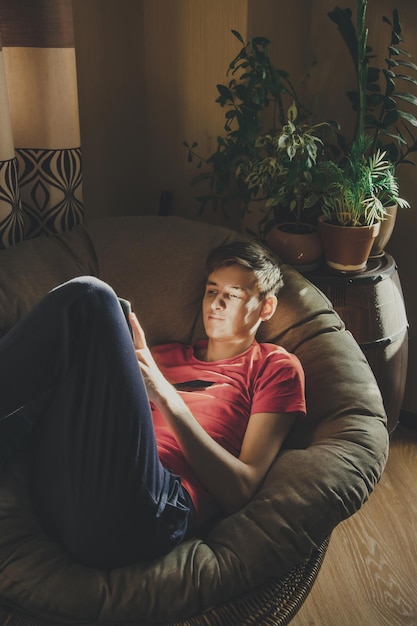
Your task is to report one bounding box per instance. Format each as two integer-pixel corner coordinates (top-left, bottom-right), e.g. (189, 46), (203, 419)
(398, 110), (417, 127)
(367, 66), (380, 83)
(392, 9), (402, 36)
(389, 9), (403, 46)
(216, 84), (233, 101)
(275, 69), (291, 79)
(396, 74), (417, 88)
(382, 110), (400, 127)
(396, 60), (417, 71)
(231, 30), (245, 44)
(385, 77), (396, 95)
(347, 89), (360, 109)
(304, 194), (319, 208)
(365, 113), (382, 127)
(384, 131), (407, 145)
(384, 96), (397, 110)
(234, 84), (248, 100)
(367, 93), (384, 106)
(328, 6), (358, 68)
(389, 46), (411, 57)
(391, 32), (401, 47)
(288, 102), (298, 122)
(388, 46), (401, 57)
(251, 36), (271, 48)
(394, 92), (417, 107)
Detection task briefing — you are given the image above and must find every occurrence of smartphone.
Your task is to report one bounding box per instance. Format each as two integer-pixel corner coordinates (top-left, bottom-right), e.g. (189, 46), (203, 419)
(118, 297), (134, 339)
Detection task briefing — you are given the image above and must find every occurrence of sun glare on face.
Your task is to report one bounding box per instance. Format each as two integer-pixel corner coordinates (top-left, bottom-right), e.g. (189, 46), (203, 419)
(202, 265), (264, 346)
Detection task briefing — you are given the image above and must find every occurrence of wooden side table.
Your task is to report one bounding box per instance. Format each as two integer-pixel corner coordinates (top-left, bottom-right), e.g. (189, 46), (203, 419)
(309, 254), (408, 433)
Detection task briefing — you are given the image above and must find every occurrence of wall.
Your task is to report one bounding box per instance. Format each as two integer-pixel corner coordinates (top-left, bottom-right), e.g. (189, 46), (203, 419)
(73, 0), (248, 226)
(72, 0), (146, 218)
(72, 0), (417, 414)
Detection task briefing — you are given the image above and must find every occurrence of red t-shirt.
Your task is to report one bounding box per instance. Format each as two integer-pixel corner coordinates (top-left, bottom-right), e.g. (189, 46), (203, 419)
(151, 339), (306, 525)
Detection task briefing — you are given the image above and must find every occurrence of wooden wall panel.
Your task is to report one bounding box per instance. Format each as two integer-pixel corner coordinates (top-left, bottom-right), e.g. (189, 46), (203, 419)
(73, 0), (146, 218)
(142, 0), (248, 226)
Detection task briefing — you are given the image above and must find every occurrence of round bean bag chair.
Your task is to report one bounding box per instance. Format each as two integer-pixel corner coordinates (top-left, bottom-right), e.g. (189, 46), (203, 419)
(0, 216), (389, 625)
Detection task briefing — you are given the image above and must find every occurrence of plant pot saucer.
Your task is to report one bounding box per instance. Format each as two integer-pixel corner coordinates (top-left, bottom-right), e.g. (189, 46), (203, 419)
(292, 259), (322, 274)
(369, 204), (398, 258)
(325, 262), (368, 274)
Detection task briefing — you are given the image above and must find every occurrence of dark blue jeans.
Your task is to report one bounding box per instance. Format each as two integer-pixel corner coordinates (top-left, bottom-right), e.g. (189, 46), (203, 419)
(0, 276), (195, 568)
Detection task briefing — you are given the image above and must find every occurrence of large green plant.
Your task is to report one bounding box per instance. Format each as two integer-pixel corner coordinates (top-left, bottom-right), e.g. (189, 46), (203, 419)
(328, 2), (417, 167)
(318, 1), (412, 230)
(184, 30), (306, 216)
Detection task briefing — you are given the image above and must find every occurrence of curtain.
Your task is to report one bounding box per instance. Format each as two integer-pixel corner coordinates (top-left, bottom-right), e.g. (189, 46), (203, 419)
(0, 0), (83, 249)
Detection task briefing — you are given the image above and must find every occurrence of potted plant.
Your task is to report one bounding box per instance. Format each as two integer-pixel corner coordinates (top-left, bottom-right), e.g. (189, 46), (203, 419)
(328, 1), (417, 255)
(235, 103), (332, 271)
(318, 134), (408, 272)
(184, 30), (307, 223)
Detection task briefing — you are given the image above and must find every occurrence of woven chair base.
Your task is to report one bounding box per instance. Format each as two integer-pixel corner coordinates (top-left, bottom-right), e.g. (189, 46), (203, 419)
(0, 537), (330, 626)
(167, 536), (330, 626)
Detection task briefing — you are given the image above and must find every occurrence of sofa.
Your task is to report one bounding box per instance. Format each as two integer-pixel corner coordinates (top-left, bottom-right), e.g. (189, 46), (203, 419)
(0, 216), (389, 625)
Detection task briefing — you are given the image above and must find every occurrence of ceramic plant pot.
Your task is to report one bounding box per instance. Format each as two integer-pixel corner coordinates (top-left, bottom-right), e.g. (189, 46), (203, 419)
(318, 215), (381, 273)
(266, 223), (322, 273)
(369, 203), (398, 258)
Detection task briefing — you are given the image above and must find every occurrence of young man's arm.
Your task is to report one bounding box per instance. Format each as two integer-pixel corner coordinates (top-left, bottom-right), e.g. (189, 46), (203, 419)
(130, 313), (297, 514)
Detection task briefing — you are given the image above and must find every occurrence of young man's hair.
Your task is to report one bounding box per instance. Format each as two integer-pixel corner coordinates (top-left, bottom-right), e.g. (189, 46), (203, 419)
(205, 240), (284, 298)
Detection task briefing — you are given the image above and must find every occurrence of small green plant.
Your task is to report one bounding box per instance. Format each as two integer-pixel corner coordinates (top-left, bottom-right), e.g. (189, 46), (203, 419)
(235, 103), (332, 236)
(319, 134), (409, 227)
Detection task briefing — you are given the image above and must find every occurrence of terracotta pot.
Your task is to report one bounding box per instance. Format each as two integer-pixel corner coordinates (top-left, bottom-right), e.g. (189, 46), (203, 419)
(266, 223), (322, 273)
(369, 203), (398, 258)
(318, 215), (381, 273)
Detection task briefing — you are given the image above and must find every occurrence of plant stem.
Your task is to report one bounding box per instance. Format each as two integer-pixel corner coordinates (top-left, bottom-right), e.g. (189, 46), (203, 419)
(357, 0), (368, 142)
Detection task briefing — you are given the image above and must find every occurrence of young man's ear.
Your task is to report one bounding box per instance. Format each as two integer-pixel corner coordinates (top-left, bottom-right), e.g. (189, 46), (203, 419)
(260, 295), (277, 321)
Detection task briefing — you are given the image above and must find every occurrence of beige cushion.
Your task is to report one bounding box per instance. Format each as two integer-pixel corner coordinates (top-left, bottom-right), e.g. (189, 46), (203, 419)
(0, 225), (98, 338)
(0, 216), (389, 624)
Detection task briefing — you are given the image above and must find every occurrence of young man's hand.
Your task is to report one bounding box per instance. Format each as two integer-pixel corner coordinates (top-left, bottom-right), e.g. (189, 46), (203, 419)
(129, 312), (170, 404)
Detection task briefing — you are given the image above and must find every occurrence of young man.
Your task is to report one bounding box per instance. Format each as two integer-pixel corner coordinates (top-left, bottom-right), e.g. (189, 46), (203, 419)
(0, 240), (305, 568)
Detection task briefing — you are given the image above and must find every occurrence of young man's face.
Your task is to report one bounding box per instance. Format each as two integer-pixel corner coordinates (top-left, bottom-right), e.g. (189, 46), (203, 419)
(202, 264), (269, 345)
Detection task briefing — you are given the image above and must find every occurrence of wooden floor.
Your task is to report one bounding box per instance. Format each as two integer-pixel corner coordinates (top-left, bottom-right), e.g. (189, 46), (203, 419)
(291, 423), (417, 626)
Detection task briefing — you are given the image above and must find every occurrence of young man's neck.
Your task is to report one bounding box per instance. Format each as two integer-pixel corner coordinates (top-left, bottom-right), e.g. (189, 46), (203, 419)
(200, 338), (256, 362)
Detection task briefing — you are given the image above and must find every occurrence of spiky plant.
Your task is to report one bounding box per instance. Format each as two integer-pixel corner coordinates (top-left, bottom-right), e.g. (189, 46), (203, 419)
(320, 134), (409, 227)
